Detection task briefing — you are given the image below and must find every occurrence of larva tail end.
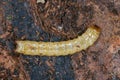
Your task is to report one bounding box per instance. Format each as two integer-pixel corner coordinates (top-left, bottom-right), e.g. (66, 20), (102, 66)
(14, 41), (21, 53)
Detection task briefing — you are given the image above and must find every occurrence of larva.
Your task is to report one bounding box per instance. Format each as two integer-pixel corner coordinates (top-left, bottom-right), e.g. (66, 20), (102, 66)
(37, 0), (45, 4)
(15, 25), (100, 56)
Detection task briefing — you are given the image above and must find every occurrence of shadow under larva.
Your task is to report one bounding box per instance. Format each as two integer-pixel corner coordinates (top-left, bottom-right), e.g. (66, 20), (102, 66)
(15, 25), (101, 56)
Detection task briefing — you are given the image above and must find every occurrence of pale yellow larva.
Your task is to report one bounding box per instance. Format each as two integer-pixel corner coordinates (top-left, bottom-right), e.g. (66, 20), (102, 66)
(15, 25), (100, 56)
(37, 0), (45, 4)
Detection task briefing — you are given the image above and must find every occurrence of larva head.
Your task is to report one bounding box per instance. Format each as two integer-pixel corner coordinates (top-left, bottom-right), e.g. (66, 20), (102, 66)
(90, 25), (101, 32)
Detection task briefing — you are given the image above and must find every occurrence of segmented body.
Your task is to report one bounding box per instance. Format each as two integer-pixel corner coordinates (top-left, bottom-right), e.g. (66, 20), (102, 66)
(15, 26), (100, 56)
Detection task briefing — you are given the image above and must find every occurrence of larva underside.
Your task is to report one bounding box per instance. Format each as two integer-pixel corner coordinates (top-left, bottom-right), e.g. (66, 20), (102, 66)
(15, 26), (100, 56)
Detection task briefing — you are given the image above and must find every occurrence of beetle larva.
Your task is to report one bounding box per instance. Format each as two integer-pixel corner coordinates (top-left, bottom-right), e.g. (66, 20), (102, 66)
(15, 25), (100, 56)
(37, 0), (45, 4)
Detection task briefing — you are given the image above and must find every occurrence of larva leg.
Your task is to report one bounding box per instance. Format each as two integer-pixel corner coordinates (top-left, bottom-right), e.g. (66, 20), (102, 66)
(15, 25), (100, 56)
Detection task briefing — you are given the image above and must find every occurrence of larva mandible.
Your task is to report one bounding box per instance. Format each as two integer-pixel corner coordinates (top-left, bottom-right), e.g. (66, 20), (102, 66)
(15, 25), (100, 56)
